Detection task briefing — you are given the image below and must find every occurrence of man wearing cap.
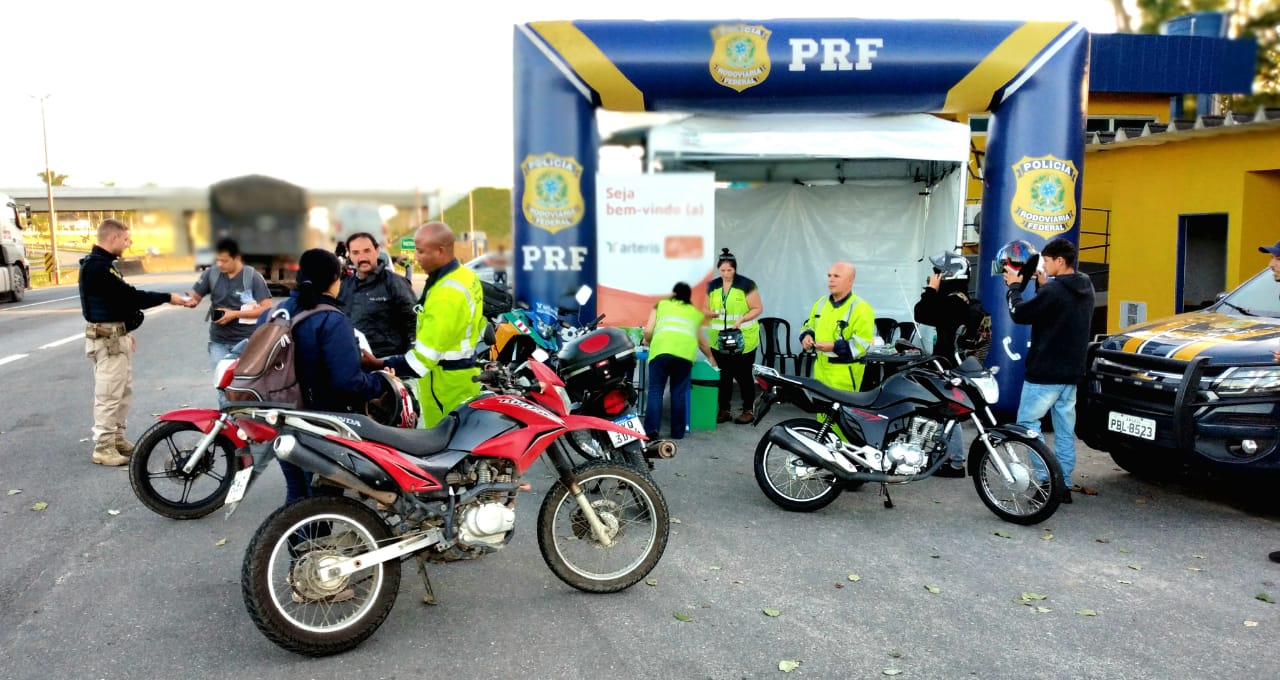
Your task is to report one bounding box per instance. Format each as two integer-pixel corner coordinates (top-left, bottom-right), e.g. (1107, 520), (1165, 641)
(1260, 241), (1280, 563)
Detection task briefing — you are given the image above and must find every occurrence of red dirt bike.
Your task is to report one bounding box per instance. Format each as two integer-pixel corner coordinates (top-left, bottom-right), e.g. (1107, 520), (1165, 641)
(238, 359), (670, 656)
(129, 360), (416, 520)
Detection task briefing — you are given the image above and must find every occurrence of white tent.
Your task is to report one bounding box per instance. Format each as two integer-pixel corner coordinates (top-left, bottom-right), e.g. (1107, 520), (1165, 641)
(645, 113), (971, 346)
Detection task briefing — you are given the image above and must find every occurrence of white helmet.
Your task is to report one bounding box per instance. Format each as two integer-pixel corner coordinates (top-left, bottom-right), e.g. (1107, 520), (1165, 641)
(928, 250), (969, 279)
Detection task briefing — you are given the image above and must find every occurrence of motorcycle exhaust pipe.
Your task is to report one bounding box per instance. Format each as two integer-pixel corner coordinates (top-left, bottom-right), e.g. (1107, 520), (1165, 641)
(763, 425), (858, 477)
(274, 435), (398, 507)
(644, 439), (678, 459)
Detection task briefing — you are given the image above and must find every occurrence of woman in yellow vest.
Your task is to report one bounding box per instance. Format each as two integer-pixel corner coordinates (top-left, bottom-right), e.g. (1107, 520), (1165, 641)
(707, 248), (764, 424)
(642, 282), (716, 440)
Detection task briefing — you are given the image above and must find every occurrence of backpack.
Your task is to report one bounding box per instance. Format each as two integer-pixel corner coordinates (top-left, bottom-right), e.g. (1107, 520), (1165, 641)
(224, 304), (336, 406)
(955, 295), (992, 361)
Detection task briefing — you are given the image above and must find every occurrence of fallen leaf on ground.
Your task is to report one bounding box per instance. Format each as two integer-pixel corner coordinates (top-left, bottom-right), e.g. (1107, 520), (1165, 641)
(1076, 609), (1097, 616)
(1041, 534), (1054, 541)
(669, 518), (682, 524)
(924, 584), (941, 594)
(1134, 498), (1147, 504)
(1095, 538), (1110, 544)
(1186, 567), (1202, 572)
(848, 574), (861, 582)
(709, 565), (721, 570)
(107, 509), (120, 516)
(762, 608), (780, 617)
(1036, 606), (1052, 613)
(6, 489), (20, 495)
(1021, 592), (1048, 601)
(1256, 593), (1275, 604)
(31, 501), (48, 511)
(79, 438), (90, 443)
(883, 669), (902, 676)
(674, 472), (687, 477)
(1128, 564), (1142, 571)
(1245, 620), (1259, 627)
(674, 612), (692, 622)
(215, 538), (228, 547)
(1119, 547), (1132, 553)
(645, 578), (657, 586)
(1117, 580), (1132, 585)
(834, 583), (844, 589)
(993, 531), (1012, 539)
(888, 651), (903, 659)
(779, 660), (800, 673)
(1192, 554), (1206, 559)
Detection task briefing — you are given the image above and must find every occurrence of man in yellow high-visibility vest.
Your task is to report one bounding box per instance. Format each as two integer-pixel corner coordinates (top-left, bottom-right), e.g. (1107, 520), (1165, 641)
(367, 222), (485, 428)
(799, 261), (875, 393)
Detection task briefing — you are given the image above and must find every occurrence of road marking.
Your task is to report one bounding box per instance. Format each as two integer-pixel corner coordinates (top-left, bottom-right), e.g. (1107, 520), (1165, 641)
(8, 295), (79, 310)
(40, 334), (83, 349)
(0, 354), (30, 367)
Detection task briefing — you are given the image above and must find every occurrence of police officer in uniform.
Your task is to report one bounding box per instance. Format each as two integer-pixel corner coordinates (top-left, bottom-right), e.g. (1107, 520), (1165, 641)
(799, 261), (875, 393)
(367, 222), (485, 428)
(80, 219), (193, 466)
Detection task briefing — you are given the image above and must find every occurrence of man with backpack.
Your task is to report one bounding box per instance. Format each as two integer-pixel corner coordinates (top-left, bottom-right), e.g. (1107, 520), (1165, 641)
(185, 238), (272, 373)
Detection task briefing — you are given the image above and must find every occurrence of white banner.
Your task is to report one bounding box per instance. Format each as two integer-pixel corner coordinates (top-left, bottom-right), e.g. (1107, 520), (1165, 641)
(596, 173), (716, 326)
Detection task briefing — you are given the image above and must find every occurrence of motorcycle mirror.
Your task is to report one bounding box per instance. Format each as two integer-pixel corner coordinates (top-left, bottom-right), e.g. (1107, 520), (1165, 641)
(574, 285), (593, 307)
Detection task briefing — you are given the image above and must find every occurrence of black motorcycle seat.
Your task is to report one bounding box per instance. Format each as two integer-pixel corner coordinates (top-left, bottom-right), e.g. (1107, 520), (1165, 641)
(790, 375), (881, 407)
(323, 412), (459, 456)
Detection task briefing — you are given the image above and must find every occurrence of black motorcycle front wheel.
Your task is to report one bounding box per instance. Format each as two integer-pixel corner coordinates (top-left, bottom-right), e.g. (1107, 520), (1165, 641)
(241, 497), (400, 657)
(970, 434), (1063, 525)
(128, 420), (238, 519)
(537, 461), (669, 593)
(753, 418), (844, 512)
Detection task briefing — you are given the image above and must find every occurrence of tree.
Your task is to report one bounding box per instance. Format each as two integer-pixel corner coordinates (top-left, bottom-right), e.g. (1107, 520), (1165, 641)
(36, 170), (69, 186)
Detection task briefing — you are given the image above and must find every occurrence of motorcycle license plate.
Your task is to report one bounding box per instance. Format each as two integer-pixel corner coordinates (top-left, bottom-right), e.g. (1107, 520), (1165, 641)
(608, 415), (644, 447)
(224, 467), (254, 505)
(1108, 411), (1155, 441)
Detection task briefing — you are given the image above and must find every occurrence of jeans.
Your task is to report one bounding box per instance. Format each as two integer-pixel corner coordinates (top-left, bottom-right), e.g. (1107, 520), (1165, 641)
(1016, 382), (1078, 487)
(208, 341), (238, 408)
(644, 353), (692, 440)
(279, 460), (346, 506)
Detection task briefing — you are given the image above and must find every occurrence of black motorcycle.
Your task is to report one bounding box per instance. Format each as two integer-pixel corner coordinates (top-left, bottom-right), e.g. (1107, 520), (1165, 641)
(751, 346), (1063, 525)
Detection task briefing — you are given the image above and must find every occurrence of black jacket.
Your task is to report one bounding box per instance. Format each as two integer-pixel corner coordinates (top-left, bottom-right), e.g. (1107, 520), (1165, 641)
(1007, 271), (1095, 384)
(337, 264), (417, 356)
(913, 281), (970, 363)
(78, 245), (171, 327)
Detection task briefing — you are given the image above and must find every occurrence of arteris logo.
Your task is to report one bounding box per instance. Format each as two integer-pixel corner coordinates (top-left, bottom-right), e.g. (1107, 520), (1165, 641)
(521, 153), (585, 234)
(1010, 155), (1078, 235)
(709, 24), (772, 92)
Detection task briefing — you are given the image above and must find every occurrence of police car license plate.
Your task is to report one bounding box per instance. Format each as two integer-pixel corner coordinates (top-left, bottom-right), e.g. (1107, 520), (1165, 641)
(608, 415), (644, 447)
(1108, 411), (1155, 441)
(224, 467), (254, 505)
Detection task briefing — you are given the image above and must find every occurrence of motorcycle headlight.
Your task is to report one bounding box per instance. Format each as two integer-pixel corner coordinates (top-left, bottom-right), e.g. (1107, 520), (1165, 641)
(1211, 366), (1280, 395)
(970, 375), (1000, 404)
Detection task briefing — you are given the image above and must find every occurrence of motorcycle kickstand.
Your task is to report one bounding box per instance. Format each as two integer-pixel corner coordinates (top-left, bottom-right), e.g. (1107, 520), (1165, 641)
(879, 483), (894, 509)
(415, 555), (438, 606)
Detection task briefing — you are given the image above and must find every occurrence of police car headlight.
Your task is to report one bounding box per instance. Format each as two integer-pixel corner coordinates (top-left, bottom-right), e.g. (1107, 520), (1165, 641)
(1212, 366), (1280, 395)
(970, 375), (1000, 404)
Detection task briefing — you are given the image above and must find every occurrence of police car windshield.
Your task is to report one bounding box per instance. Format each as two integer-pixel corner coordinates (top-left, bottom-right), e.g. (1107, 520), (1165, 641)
(1213, 269), (1280, 318)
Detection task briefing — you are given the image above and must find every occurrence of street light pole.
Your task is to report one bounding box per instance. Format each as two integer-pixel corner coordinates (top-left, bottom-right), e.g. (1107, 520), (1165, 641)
(33, 94), (59, 284)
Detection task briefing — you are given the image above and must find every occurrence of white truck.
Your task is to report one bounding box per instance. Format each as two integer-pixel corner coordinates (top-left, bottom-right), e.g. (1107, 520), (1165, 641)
(1, 195), (31, 303)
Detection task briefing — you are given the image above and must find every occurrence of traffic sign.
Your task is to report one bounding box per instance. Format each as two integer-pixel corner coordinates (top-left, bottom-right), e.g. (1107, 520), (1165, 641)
(399, 236), (415, 251)
(43, 251), (55, 272)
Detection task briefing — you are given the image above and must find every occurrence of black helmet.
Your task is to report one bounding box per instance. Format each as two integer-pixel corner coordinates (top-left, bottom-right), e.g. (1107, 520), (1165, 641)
(928, 250), (968, 279)
(993, 239), (1039, 276)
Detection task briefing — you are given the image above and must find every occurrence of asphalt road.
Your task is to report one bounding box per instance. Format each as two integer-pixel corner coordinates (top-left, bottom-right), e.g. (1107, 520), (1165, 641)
(1, 275), (1278, 679)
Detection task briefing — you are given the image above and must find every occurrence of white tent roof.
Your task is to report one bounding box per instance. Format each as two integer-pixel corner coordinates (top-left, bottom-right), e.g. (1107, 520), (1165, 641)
(647, 113), (971, 163)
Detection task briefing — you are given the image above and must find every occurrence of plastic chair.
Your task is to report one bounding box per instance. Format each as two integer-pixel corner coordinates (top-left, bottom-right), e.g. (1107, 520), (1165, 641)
(757, 317), (797, 374)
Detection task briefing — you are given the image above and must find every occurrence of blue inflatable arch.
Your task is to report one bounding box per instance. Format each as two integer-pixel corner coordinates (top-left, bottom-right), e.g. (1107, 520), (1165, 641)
(513, 19), (1089, 413)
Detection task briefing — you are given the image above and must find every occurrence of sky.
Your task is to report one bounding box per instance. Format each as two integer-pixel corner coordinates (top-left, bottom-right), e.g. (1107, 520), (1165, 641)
(0, 1), (1121, 193)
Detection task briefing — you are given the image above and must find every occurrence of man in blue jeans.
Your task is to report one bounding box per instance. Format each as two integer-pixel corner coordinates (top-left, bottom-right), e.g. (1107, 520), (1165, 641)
(185, 238), (272, 403)
(1003, 238), (1095, 503)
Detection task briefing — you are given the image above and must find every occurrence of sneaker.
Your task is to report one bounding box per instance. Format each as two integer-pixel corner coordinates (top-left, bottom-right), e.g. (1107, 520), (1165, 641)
(933, 465), (965, 478)
(91, 440), (129, 467)
(734, 410), (754, 425)
(292, 587), (355, 604)
(716, 409), (732, 424)
(1061, 489), (1073, 504)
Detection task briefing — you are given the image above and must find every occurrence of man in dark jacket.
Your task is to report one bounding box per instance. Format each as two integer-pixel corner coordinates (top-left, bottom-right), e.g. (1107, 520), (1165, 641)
(1003, 237), (1095, 502)
(337, 233), (417, 356)
(79, 218), (194, 466)
(914, 249), (973, 477)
